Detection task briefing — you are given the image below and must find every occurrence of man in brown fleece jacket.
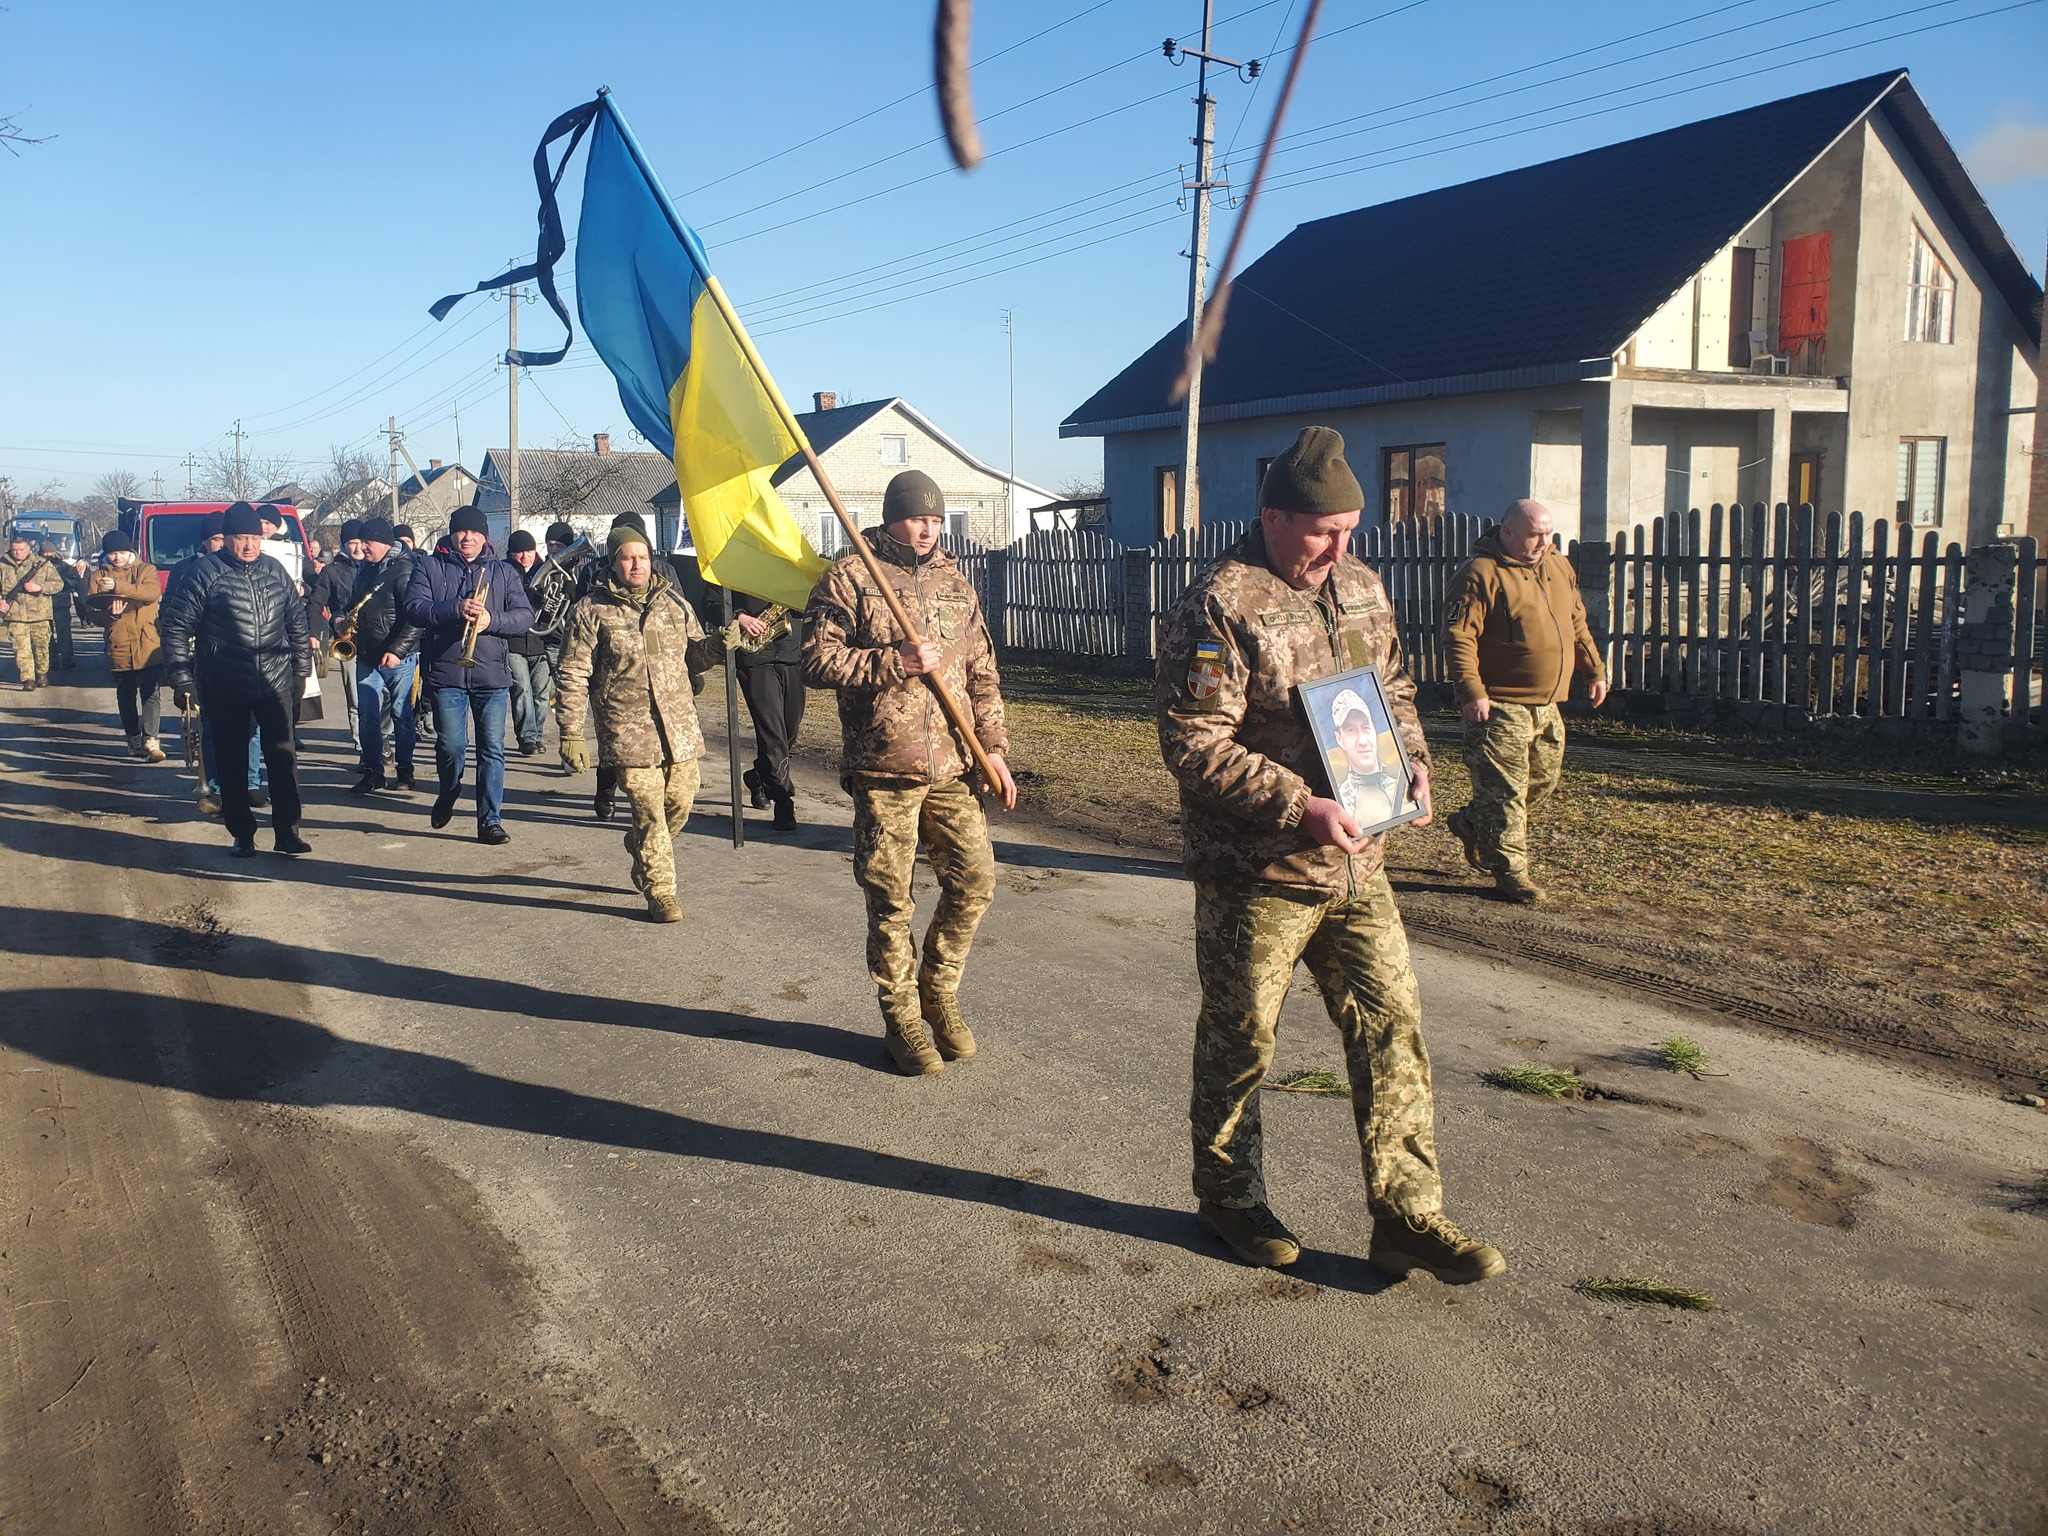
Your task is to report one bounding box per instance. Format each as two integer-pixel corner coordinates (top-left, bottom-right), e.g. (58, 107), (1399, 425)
(1442, 498), (1608, 903)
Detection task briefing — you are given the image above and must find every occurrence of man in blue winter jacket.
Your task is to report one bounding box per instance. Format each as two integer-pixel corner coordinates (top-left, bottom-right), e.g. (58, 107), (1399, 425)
(402, 504), (535, 844)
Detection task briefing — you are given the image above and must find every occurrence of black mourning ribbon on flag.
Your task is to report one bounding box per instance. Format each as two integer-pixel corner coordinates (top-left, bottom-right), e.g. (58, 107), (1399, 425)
(428, 96), (602, 367)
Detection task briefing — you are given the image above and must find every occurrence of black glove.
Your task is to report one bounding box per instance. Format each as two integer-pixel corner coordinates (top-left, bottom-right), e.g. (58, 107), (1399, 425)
(173, 688), (192, 712)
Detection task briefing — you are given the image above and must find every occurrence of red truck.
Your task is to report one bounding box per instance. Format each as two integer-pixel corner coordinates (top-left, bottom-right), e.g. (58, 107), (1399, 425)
(116, 500), (310, 591)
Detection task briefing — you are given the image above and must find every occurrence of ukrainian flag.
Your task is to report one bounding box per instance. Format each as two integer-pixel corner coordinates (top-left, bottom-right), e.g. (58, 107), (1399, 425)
(574, 98), (828, 610)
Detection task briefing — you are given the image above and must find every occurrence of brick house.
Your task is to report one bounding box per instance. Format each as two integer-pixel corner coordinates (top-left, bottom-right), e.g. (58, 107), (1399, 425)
(476, 435), (679, 550)
(1065, 71), (2042, 549)
(652, 394), (1053, 554)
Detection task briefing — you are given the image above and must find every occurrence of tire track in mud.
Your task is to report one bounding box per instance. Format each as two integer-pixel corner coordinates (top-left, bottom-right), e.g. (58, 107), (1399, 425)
(0, 826), (720, 1535)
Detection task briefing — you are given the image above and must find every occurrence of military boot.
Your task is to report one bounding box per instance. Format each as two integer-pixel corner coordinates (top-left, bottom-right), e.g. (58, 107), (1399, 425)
(882, 995), (944, 1076)
(1197, 1201), (1301, 1268)
(1369, 1212), (1507, 1284)
(1495, 870), (1546, 905)
(920, 986), (975, 1061)
(1445, 807), (1486, 872)
(647, 893), (683, 924)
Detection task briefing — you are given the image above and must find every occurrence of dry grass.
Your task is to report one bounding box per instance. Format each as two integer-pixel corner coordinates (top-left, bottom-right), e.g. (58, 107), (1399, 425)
(1264, 1068), (1350, 1096)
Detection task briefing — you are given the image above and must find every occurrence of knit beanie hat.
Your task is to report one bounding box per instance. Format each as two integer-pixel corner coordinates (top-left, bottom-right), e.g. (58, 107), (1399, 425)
(393, 524), (416, 544)
(545, 521), (576, 547)
(340, 519), (365, 543)
(506, 529), (537, 555)
(448, 505), (489, 536)
(100, 530), (135, 555)
(222, 503), (263, 536)
(609, 510), (648, 535)
(256, 503), (283, 527)
(1258, 426), (1363, 516)
(607, 523), (651, 558)
(360, 517), (395, 546)
(881, 470), (944, 525)
(200, 512), (226, 539)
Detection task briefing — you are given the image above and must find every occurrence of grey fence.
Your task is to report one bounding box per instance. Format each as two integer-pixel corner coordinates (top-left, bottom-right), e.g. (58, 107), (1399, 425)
(940, 506), (2044, 753)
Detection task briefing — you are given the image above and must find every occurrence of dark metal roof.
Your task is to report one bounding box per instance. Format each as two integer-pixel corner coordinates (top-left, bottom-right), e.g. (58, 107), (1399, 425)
(1064, 72), (2041, 437)
(397, 462), (471, 498)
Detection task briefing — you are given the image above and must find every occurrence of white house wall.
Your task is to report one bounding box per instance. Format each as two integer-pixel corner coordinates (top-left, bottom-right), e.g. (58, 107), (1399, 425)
(775, 402), (1021, 549)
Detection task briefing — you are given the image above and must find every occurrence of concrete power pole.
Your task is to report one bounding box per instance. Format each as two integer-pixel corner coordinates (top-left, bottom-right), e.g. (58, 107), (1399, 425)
(1167, 3), (1244, 536)
(388, 417), (401, 520)
(229, 420), (246, 498)
(1003, 309), (1017, 537)
(181, 453), (199, 497)
(504, 281), (522, 531)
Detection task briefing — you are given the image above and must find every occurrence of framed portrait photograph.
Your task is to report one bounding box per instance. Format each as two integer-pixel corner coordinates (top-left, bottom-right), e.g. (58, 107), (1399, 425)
(1296, 664), (1427, 837)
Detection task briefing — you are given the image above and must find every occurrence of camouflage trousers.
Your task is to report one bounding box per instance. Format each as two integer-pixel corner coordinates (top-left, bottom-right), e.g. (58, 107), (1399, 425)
(7, 621), (50, 683)
(620, 758), (700, 901)
(1458, 701), (1565, 876)
(1191, 869), (1441, 1219)
(850, 776), (996, 1008)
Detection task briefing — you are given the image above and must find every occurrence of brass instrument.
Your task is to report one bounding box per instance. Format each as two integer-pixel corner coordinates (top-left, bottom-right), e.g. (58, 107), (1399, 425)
(327, 588), (378, 661)
(526, 535), (594, 640)
(458, 577), (491, 668)
(724, 602), (792, 653)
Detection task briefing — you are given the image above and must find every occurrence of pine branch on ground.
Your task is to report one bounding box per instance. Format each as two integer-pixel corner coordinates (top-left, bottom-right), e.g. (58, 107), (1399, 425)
(1574, 1275), (1716, 1311)
(1481, 1064), (1581, 1098)
(1264, 1068), (1350, 1096)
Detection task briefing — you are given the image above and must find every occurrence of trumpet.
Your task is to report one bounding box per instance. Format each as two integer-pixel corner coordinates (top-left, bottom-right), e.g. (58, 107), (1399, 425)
(327, 588), (378, 661)
(723, 602), (792, 653)
(458, 577), (491, 668)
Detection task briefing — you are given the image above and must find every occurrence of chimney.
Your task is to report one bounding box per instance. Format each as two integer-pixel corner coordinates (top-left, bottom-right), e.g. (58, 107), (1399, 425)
(428, 458), (442, 470)
(593, 432), (611, 456)
(813, 391), (837, 412)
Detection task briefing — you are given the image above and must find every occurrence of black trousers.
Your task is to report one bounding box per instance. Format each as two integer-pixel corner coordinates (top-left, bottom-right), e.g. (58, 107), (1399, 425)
(736, 657), (804, 797)
(206, 690), (302, 841)
(115, 664), (163, 740)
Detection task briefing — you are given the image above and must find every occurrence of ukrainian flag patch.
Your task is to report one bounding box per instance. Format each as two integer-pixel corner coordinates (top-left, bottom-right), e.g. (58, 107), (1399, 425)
(1186, 639), (1225, 702)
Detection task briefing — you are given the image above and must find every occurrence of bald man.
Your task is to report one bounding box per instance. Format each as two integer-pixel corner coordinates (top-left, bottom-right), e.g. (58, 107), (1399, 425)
(1442, 498), (1607, 904)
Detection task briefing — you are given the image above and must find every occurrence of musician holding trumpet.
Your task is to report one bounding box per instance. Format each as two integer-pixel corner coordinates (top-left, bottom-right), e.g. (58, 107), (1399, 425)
(401, 505), (534, 845)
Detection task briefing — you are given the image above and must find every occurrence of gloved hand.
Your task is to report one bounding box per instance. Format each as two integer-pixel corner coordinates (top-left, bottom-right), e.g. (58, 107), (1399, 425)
(173, 688), (193, 712)
(560, 733), (590, 774)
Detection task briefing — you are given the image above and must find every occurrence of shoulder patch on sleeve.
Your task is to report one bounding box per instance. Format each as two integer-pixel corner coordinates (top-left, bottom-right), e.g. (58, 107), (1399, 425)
(1185, 638), (1225, 702)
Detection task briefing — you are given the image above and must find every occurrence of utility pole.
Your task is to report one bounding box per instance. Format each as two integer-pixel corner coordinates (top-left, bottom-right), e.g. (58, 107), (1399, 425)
(388, 416), (401, 520)
(181, 452), (199, 497)
(228, 420), (246, 498)
(1002, 309), (1017, 537)
(503, 279), (522, 531)
(1164, 4), (1248, 535)
(152, 471), (163, 498)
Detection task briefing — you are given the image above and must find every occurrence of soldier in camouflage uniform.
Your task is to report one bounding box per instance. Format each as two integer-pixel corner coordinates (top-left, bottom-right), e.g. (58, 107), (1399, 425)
(1442, 498), (1608, 903)
(1157, 426), (1505, 1285)
(0, 532), (63, 689)
(802, 469), (1017, 1076)
(555, 523), (726, 923)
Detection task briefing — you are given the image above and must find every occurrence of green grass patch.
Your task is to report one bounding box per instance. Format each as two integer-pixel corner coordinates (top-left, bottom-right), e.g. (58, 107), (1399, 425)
(1655, 1035), (1711, 1074)
(1264, 1068), (1350, 1096)
(1481, 1063), (1581, 1098)
(1573, 1275), (1716, 1311)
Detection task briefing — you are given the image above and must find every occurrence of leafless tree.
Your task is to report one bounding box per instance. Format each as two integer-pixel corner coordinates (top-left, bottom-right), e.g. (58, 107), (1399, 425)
(0, 107), (50, 156)
(195, 446), (295, 501)
(91, 470), (144, 503)
(519, 433), (644, 522)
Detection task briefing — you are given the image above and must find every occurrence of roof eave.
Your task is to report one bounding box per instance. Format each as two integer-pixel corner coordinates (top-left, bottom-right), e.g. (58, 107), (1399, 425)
(1060, 359), (1618, 438)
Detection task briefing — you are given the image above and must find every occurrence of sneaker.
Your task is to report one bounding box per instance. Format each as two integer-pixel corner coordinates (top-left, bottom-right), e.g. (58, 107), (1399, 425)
(647, 893), (683, 923)
(477, 822), (511, 846)
(124, 733), (145, 759)
(772, 794), (797, 832)
(883, 998), (944, 1077)
(273, 830), (312, 855)
(1446, 808), (1486, 872)
(1369, 1212), (1507, 1285)
(743, 768), (769, 810)
(430, 786), (459, 829)
(1495, 871), (1546, 905)
(349, 771), (386, 796)
(198, 790), (223, 817)
(142, 737), (166, 764)
(1197, 1202), (1302, 1268)
(921, 990), (975, 1061)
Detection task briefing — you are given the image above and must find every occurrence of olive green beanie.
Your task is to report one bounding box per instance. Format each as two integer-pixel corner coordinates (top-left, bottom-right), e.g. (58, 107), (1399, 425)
(1258, 425), (1364, 515)
(607, 523), (651, 558)
(881, 469), (945, 525)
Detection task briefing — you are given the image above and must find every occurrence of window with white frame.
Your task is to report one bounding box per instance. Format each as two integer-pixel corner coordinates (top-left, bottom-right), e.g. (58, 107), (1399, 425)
(945, 508), (970, 543)
(1895, 438), (1943, 525)
(1905, 227), (1955, 344)
(880, 434), (909, 465)
(813, 511), (844, 557)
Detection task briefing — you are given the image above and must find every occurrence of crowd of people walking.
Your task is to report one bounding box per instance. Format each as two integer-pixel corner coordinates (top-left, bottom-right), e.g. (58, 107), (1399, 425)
(7, 431), (1609, 1287)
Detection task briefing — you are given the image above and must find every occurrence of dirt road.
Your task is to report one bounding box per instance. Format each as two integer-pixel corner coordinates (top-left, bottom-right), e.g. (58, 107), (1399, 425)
(2, 664), (2044, 1534)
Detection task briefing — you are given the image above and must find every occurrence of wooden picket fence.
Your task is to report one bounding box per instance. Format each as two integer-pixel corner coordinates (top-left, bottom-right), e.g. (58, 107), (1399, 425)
(938, 508), (2043, 745)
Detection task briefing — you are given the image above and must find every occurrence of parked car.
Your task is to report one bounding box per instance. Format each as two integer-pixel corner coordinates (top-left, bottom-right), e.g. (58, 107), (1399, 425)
(116, 499), (309, 590)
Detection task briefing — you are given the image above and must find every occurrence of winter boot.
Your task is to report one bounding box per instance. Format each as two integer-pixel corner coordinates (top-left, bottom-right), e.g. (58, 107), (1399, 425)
(1494, 870), (1546, 905)
(771, 793), (797, 832)
(882, 995), (944, 1076)
(1197, 1202), (1301, 1268)
(1369, 1211), (1507, 1284)
(920, 984), (975, 1061)
(1445, 807), (1486, 872)
(647, 893), (683, 923)
(743, 767), (769, 810)
(142, 737), (167, 763)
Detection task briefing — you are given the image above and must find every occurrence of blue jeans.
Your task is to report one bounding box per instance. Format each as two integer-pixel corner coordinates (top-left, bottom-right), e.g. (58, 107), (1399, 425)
(201, 707), (263, 793)
(356, 655), (418, 776)
(431, 686), (508, 830)
(507, 650), (553, 751)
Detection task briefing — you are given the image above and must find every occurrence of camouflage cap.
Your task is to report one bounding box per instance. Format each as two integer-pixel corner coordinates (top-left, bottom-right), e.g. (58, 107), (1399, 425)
(1260, 425), (1363, 516)
(882, 469), (945, 525)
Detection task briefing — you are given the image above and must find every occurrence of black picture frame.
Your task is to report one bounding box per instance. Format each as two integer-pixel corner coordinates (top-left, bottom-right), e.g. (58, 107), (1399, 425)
(1296, 663), (1427, 837)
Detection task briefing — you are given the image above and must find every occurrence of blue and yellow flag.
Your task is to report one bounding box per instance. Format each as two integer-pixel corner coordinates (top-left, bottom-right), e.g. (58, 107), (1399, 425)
(430, 94), (829, 610)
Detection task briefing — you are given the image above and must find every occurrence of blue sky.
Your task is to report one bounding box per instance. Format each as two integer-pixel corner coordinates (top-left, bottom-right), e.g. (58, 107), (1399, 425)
(2, 0), (2043, 502)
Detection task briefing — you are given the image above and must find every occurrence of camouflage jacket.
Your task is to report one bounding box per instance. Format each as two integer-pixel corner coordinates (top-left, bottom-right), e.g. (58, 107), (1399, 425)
(1156, 525), (1429, 896)
(801, 535), (1008, 784)
(554, 569), (725, 769)
(0, 555), (63, 625)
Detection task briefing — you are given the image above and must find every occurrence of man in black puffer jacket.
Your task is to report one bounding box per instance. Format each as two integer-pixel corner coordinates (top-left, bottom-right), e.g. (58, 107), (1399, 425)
(344, 517), (422, 795)
(161, 503), (313, 858)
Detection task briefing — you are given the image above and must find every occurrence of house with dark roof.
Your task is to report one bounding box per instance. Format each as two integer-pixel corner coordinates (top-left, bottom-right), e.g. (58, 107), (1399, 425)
(651, 393), (1054, 553)
(1065, 71), (2042, 549)
(477, 435), (678, 548)
(394, 459), (480, 541)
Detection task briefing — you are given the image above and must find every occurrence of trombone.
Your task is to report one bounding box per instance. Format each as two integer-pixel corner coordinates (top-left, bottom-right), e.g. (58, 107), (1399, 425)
(458, 577), (491, 668)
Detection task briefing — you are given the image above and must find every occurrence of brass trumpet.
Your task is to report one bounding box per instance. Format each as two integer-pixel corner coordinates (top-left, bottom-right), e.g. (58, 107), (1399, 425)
(723, 602), (792, 653)
(327, 588), (378, 661)
(458, 578), (491, 668)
